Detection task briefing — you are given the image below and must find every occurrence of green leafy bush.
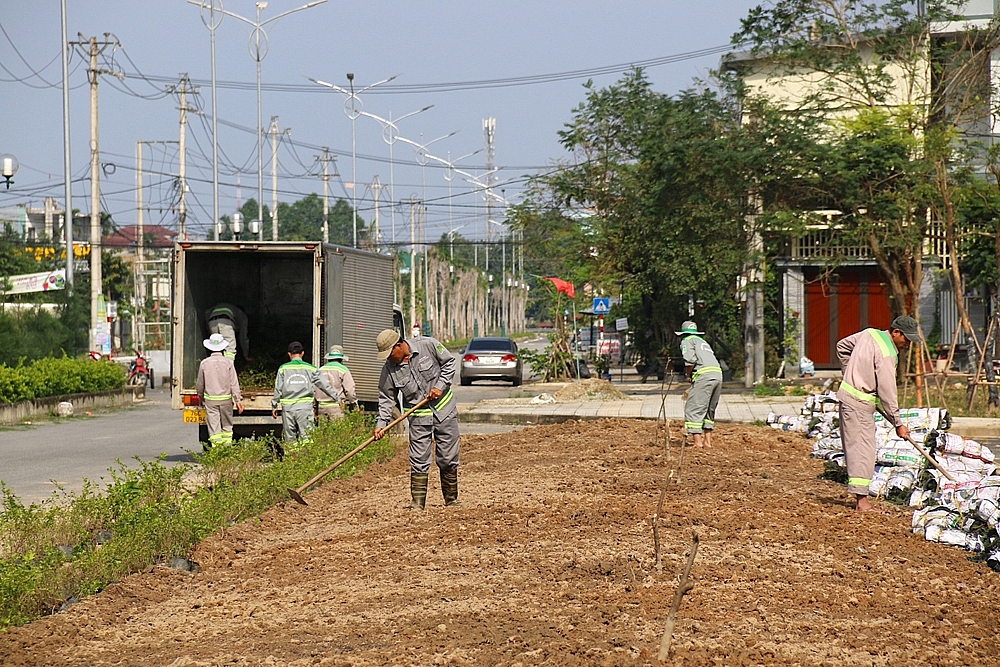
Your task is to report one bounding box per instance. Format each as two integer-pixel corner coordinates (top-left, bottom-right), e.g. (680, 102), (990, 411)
(0, 358), (125, 405)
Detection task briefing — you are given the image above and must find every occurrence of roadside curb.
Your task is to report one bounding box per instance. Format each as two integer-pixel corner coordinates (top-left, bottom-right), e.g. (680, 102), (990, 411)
(0, 385), (146, 425)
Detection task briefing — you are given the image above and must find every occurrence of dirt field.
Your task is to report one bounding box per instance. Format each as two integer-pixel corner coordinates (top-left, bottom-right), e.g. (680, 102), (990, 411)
(2, 419), (998, 666)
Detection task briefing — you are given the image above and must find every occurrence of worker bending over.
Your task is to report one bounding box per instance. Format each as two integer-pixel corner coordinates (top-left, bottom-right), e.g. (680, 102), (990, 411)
(205, 302), (251, 361)
(678, 320), (723, 449)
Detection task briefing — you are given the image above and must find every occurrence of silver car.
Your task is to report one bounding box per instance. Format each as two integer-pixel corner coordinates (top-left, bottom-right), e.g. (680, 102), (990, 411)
(460, 337), (522, 386)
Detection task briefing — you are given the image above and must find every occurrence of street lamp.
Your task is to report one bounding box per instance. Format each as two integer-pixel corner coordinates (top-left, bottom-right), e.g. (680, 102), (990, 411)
(354, 105), (434, 245)
(1, 154), (18, 189)
(189, 0), (326, 241)
(310, 74), (398, 247)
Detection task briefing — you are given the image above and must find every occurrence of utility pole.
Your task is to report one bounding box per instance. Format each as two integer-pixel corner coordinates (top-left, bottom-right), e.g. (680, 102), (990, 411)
(316, 148), (334, 243)
(483, 117), (495, 273)
(71, 34), (118, 354)
(403, 197), (421, 332)
(168, 75), (193, 240)
(269, 116), (290, 240)
(372, 175), (381, 252)
(60, 0), (73, 287)
(135, 140), (143, 349)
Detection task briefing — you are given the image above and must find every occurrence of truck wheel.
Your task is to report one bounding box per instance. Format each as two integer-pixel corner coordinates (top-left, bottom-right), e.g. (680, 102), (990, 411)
(198, 424), (209, 449)
(512, 377), (521, 387)
(461, 377), (472, 386)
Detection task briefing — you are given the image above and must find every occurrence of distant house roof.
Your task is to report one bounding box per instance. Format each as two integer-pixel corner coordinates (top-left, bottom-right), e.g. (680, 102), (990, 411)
(104, 225), (177, 249)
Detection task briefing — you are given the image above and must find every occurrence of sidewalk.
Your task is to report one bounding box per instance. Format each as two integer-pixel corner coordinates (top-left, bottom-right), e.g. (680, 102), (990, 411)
(458, 369), (998, 442)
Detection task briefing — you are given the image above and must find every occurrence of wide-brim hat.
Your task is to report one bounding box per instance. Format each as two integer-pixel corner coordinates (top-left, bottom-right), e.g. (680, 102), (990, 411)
(203, 332), (229, 352)
(376, 329), (401, 360)
(326, 345), (348, 361)
(675, 320), (704, 336)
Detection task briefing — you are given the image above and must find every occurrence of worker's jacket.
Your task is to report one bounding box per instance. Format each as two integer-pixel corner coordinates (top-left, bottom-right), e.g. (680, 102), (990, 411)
(271, 358), (338, 410)
(315, 361), (357, 405)
(680, 335), (723, 381)
(205, 303), (250, 355)
(376, 336), (456, 428)
(196, 352), (242, 403)
(836, 328), (901, 427)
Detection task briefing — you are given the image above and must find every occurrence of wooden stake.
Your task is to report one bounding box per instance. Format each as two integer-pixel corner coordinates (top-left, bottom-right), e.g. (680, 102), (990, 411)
(657, 530), (699, 662)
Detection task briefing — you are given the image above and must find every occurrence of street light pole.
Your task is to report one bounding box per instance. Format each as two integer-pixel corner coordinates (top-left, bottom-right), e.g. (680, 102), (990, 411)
(309, 73), (398, 248)
(187, 0), (326, 240)
(353, 105), (433, 246)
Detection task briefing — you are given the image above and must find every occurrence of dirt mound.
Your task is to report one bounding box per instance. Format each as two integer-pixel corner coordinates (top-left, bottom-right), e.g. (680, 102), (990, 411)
(1, 420), (998, 666)
(554, 378), (627, 401)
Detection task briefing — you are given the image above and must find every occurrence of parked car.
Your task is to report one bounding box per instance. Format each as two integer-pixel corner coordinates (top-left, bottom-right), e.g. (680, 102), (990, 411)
(460, 337), (522, 386)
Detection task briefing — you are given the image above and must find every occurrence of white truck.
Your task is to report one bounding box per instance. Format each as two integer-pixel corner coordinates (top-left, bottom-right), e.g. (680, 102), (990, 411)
(170, 241), (402, 441)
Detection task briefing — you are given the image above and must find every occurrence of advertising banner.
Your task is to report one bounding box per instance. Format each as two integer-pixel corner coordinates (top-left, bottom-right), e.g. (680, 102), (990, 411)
(3, 269), (66, 295)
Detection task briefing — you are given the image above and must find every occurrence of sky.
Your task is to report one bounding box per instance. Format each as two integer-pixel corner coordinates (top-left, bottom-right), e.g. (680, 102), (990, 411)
(0, 0), (762, 247)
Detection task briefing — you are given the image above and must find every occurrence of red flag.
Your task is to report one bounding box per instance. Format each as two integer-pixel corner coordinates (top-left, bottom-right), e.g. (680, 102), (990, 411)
(544, 277), (575, 299)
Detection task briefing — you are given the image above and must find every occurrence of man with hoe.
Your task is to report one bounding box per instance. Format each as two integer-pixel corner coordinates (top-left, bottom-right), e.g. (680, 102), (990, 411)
(372, 329), (460, 509)
(271, 341), (339, 453)
(196, 332), (244, 448)
(678, 320), (723, 449)
(836, 315), (921, 512)
(315, 345), (358, 419)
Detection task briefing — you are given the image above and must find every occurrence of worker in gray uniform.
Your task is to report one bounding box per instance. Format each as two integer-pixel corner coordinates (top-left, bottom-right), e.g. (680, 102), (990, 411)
(372, 329), (460, 509)
(271, 341), (339, 453)
(678, 320), (723, 449)
(315, 345), (358, 419)
(205, 302), (251, 361)
(196, 332), (244, 448)
(836, 316), (918, 512)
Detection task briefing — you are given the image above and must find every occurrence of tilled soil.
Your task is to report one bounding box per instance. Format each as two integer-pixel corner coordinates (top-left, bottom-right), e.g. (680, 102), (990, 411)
(2, 419), (998, 666)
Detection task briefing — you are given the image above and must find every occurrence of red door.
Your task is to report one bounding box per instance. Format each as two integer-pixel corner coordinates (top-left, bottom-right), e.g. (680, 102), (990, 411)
(804, 268), (891, 368)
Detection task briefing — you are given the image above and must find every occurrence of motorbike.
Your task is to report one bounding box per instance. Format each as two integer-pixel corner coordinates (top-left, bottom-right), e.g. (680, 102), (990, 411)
(127, 350), (152, 388)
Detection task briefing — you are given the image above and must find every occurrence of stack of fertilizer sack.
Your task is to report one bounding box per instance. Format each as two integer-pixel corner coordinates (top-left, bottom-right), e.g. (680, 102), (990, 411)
(767, 390), (1000, 570)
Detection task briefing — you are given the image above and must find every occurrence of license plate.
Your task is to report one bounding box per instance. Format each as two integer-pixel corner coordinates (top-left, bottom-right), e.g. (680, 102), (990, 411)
(183, 408), (206, 424)
(479, 356), (499, 364)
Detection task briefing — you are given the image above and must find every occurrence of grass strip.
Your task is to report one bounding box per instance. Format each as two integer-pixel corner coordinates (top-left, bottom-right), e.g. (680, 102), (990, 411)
(0, 411), (391, 629)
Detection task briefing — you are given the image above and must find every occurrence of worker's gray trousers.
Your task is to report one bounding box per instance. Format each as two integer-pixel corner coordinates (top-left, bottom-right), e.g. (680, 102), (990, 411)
(204, 399), (234, 447)
(684, 374), (722, 434)
(282, 404), (314, 442)
(839, 397), (877, 496)
(408, 414), (460, 474)
(208, 320), (237, 360)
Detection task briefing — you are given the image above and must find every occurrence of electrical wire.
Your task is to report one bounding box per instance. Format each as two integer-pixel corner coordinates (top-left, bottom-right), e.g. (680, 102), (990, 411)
(120, 43), (739, 95)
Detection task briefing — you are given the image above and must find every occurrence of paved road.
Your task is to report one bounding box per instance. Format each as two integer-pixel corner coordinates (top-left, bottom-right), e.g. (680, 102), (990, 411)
(0, 388), (198, 505)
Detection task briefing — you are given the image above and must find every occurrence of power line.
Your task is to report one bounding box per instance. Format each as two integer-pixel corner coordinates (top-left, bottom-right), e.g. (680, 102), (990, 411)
(118, 43), (739, 95)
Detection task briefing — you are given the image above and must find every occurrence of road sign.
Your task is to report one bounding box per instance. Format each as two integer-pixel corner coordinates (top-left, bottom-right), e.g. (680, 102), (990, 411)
(615, 317), (629, 331)
(593, 297), (610, 314)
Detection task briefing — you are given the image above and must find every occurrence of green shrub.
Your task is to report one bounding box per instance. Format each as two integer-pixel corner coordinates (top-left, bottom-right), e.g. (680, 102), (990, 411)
(0, 357), (125, 405)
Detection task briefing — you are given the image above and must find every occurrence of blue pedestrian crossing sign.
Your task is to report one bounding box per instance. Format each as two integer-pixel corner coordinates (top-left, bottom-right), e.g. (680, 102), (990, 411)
(593, 297), (610, 314)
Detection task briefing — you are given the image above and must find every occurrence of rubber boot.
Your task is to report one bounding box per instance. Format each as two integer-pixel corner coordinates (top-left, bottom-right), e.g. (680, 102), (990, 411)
(441, 467), (459, 506)
(409, 472), (428, 510)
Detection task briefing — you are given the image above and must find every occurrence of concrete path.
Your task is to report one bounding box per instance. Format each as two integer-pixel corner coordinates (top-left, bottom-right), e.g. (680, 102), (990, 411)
(457, 372), (997, 442)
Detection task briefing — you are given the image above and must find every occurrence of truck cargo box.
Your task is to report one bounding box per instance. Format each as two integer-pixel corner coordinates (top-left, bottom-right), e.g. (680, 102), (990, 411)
(171, 241), (400, 438)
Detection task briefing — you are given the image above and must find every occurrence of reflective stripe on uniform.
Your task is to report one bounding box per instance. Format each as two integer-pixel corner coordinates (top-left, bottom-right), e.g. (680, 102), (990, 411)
(848, 477), (870, 487)
(204, 393), (232, 401)
(223, 351), (236, 360)
(693, 365), (722, 379)
(866, 328), (897, 359)
(280, 397), (314, 405)
(211, 306), (234, 318)
(841, 380), (878, 404)
(317, 401), (338, 407)
(684, 421), (702, 430)
(703, 419), (715, 429)
(407, 388), (453, 417)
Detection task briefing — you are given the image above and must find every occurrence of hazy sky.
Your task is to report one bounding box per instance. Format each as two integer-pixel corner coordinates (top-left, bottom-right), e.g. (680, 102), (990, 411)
(1, 1), (762, 245)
